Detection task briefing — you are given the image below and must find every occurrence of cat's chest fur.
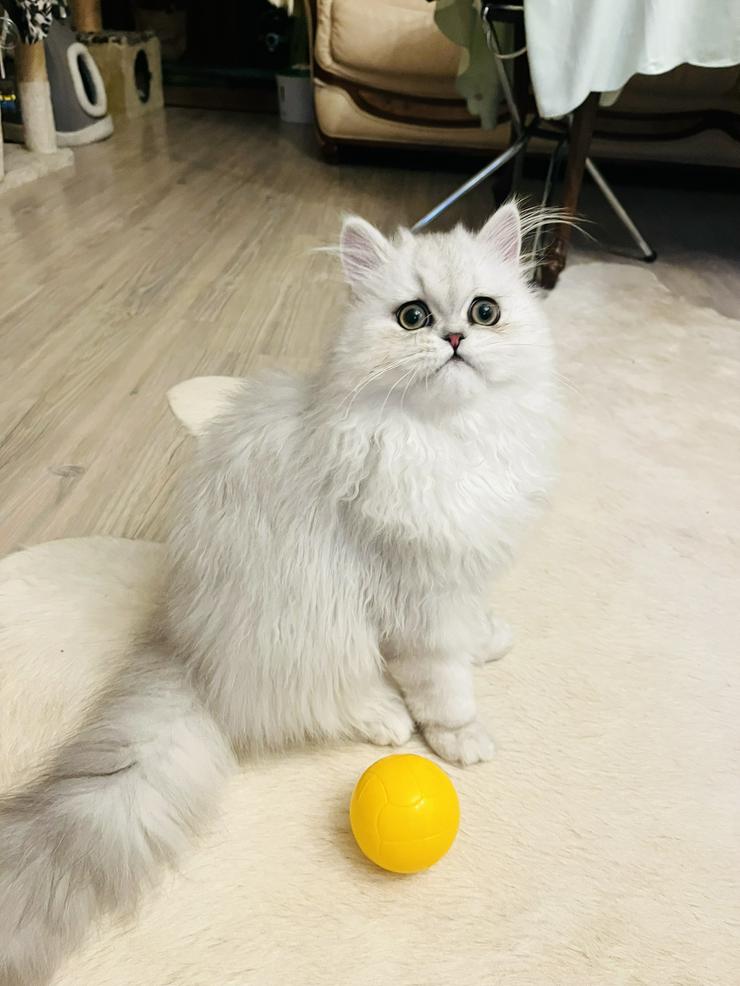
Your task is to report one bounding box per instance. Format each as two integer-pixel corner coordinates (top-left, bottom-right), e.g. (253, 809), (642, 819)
(349, 403), (548, 566)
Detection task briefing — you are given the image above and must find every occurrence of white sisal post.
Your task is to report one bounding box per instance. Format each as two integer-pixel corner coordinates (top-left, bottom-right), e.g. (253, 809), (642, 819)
(16, 41), (57, 154)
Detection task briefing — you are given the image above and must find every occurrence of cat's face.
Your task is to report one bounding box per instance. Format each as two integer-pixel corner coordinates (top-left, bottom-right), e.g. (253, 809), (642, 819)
(332, 204), (551, 415)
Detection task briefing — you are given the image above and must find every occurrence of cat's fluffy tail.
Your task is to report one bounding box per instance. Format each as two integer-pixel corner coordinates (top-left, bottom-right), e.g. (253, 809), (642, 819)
(0, 654), (235, 986)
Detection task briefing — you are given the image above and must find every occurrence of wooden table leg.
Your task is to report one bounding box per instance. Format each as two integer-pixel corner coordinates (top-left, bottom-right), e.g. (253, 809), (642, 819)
(15, 41), (57, 154)
(539, 91), (600, 289)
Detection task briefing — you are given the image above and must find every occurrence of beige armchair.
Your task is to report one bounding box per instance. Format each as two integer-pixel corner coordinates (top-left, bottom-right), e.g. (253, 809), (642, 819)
(306, 0), (502, 153)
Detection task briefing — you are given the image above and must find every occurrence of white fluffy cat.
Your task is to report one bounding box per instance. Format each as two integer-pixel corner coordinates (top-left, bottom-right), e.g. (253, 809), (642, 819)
(0, 202), (556, 985)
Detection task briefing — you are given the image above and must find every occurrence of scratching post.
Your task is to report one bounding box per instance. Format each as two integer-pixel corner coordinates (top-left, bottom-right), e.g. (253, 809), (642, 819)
(15, 41), (57, 153)
(71, 0), (102, 32)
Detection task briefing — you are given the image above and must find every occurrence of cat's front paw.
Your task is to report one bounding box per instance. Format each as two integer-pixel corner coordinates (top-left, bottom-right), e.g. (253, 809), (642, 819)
(355, 693), (414, 748)
(423, 720), (495, 765)
(473, 616), (513, 665)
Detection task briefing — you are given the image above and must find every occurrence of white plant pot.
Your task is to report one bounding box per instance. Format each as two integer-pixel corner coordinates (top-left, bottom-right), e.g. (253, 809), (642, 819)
(276, 70), (313, 124)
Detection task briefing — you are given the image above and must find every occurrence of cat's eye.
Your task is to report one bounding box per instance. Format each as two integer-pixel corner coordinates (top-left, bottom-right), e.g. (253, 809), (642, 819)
(468, 296), (501, 327)
(396, 300), (432, 331)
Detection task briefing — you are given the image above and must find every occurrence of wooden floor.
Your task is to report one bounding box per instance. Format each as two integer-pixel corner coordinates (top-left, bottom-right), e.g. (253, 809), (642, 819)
(1, 109), (738, 555)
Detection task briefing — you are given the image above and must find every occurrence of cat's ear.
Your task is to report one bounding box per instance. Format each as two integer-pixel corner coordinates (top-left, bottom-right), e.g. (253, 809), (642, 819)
(340, 216), (389, 290)
(478, 202), (522, 265)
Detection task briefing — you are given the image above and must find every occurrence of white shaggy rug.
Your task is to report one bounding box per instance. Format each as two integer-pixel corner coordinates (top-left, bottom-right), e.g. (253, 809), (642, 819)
(1, 262), (739, 985)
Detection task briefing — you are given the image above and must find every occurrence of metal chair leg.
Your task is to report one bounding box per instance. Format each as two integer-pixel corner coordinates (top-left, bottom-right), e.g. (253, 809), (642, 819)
(584, 158), (657, 261)
(412, 126), (534, 232)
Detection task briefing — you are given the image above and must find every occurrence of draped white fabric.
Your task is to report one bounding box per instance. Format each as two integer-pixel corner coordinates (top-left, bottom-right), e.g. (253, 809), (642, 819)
(525, 0), (740, 117)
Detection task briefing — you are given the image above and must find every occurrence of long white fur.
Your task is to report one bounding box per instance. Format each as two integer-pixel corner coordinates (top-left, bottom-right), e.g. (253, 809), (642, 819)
(0, 655), (234, 985)
(0, 203), (557, 984)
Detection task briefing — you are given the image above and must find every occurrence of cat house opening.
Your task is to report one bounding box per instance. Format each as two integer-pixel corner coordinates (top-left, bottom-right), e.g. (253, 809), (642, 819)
(134, 49), (151, 103)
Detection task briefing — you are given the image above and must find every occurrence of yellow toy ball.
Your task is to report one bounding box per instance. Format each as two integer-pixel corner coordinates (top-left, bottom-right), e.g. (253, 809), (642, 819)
(349, 754), (460, 874)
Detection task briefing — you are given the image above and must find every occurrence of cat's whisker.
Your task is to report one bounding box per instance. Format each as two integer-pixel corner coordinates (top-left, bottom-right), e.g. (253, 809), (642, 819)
(550, 371), (584, 398)
(379, 364), (419, 418)
(482, 341), (550, 348)
(339, 354), (420, 417)
(342, 358), (419, 417)
(484, 350), (581, 396)
(400, 365), (421, 411)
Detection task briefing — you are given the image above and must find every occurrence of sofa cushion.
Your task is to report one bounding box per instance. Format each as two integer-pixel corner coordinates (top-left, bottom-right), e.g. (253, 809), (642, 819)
(315, 0), (462, 99)
(314, 80), (504, 147)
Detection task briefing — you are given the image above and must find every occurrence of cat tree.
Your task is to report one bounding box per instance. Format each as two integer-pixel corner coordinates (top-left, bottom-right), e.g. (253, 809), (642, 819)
(15, 37), (57, 152)
(79, 29), (163, 119)
(3, 0), (103, 155)
(75, 0), (164, 122)
(0, 18), (73, 192)
(0, 0), (117, 191)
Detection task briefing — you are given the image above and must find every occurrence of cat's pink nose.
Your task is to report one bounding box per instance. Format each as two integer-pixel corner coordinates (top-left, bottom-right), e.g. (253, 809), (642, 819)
(445, 333), (464, 351)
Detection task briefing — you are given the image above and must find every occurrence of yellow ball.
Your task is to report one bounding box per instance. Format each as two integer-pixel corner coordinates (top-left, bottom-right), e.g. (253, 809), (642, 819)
(349, 754), (460, 874)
